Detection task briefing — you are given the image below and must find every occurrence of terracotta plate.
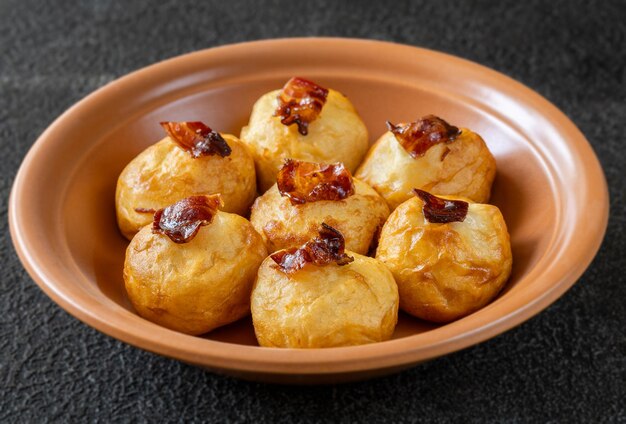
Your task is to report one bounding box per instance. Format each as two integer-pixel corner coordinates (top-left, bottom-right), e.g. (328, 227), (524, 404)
(9, 38), (609, 384)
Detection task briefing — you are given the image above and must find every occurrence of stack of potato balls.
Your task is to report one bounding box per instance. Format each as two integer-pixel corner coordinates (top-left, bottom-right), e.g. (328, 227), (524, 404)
(116, 77), (512, 348)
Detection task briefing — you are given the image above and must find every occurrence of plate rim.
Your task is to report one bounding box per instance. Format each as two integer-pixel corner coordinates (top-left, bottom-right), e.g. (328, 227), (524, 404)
(9, 37), (610, 377)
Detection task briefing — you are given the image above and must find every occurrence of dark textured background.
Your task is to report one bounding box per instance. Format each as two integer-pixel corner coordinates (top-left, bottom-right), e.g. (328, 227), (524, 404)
(2, 0), (625, 422)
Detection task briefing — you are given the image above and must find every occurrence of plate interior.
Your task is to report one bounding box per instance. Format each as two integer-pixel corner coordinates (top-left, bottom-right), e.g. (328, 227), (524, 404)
(61, 75), (556, 346)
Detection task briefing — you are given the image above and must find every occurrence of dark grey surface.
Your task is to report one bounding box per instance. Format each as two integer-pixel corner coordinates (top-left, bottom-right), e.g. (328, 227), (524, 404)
(1, 0), (625, 422)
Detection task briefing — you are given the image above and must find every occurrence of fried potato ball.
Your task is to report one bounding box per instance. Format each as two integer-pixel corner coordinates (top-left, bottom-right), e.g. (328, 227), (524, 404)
(124, 208), (267, 335)
(376, 192), (512, 323)
(116, 129), (256, 240)
(240, 79), (369, 193)
(250, 178), (389, 255)
(355, 117), (496, 210)
(251, 252), (399, 348)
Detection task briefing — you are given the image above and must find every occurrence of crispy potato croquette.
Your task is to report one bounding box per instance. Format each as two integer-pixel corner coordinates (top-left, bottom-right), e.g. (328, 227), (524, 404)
(376, 190), (512, 323)
(251, 225), (398, 348)
(123, 196), (267, 335)
(250, 160), (389, 255)
(116, 122), (256, 240)
(356, 115), (496, 210)
(240, 78), (369, 192)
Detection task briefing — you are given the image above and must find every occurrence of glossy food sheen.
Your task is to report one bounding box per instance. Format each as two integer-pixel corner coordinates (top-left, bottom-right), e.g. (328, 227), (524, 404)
(276, 160), (355, 205)
(413, 189), (468, 223)
(152, 195), (222, 243)
(250, 179), (389, 255)
(269, 223), (354, 274)
(160, 121), (232, 158)
(356, 128), (496, 210)
(124, 211), (267, 335)
(116, 134), (256, 239)
(376, 195), (512, 322)
(241, 88), (369, 192)
(275, 77), (328, 135)
(251, 253), (399, 348)
(387, 115), (461, 158)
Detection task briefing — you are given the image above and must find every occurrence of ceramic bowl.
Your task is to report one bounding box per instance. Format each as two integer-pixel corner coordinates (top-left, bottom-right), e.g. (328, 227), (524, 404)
(9, 38), (609, 384)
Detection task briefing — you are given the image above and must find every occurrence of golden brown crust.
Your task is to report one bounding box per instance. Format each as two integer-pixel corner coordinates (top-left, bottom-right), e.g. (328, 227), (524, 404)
(251, 252), (399, 348)
(355, 127), (496, 210)
(124, 211), (267, 335)
(376, 196), (512, 322)
(115, 134), (256, 240)
(250, 178), (390, 255)
(240, 89), (369, 193)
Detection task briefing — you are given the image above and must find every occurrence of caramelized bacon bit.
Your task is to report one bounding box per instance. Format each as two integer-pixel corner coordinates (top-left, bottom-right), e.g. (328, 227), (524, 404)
(270, 223), (354, 274)
(277, 159), (355, 205)
(160, 121), (231, 158)
(274, 77), (329, 135)
(388, 115), (461, 158)
(413, 189), (468, 223)
(152, 195), (222, 243)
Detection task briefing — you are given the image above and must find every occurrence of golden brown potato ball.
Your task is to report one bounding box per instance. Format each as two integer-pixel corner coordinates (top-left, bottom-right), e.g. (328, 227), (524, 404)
(116, 121), (256, 240)
(124, 195), (267, 335)
(249, 160), (389, 255)
(240, 77), (369, 193)
(355, 115), (496, 211)
(376, 189), (512, 323)
(251, 224), (398, 348)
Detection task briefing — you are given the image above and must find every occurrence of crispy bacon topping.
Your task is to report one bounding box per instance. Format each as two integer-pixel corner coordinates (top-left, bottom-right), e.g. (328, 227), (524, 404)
(413, 189), (468, 223)
(152, 195), (222, 243)
(274, 77), (329, 135)
(270, 223), (354, 274)
(277, 159), (355, 205)
(160, 121), (232, 158)
(388, 115), (461, 158)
